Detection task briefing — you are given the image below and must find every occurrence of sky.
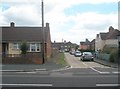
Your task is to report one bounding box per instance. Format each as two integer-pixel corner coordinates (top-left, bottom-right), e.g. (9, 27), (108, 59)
(0, 0), (119, 45)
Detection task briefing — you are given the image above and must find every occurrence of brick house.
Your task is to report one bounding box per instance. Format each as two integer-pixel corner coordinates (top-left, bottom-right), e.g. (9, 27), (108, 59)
(80, 39), (95, 51)
(80, 39), (91, 50)
(95, 26), (120, 52)
(1, 22), (52, 64)
(52, 41), (77, 52)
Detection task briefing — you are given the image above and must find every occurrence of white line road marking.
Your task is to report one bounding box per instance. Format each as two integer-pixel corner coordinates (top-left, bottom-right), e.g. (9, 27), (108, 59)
(89, 67), (102, 73)
(0, 84), (53, 87)
(16, 72), (37, 74)
(34, 69), (47, 71)
(96, 84), (120, 87)
(82, 62), (88, 67)
(112, 72), (120, 74)
(90, 67), (110, 74)
(0, 70), (24, 72)
(82, 62), (110, 74)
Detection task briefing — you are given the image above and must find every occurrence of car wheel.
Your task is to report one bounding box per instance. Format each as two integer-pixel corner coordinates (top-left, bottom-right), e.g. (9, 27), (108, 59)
(81, 58), (82, 61)
(91, 59), (93, 61)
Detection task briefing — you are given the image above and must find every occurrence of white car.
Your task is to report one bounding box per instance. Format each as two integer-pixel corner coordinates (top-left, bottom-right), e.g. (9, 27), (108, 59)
(74, 51), (82, 57)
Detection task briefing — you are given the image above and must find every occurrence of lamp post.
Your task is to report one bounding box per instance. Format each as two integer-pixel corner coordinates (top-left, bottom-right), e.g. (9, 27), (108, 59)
(118, 35), (120, 64)
(41, 0), (45, 64)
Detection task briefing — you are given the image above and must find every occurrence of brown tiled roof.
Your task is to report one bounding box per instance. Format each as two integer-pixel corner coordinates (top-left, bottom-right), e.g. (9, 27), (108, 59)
(100, 33), (108, 40)
(2, 25), (49, 42)
(99, 29), (120, 40)
(106, 29), (120, 39)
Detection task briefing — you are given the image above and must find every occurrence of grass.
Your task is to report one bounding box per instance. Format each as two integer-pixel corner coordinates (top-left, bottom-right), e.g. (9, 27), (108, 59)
(52, 53), (67, 66)
(56, 53), (67, 66)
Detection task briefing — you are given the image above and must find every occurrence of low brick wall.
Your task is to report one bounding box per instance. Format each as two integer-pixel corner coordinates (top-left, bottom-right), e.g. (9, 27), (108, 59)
(2, 53), (43, 64)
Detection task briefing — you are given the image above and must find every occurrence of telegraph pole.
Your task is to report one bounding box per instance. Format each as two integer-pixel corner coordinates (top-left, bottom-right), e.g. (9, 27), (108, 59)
(42, 0), (45, 64)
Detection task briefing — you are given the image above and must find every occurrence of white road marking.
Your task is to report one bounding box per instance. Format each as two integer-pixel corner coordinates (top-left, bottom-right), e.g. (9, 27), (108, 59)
(82, 62), (110, 74)
(112, 72), (120, 74)
(0, 84), (53, 87)
(34, 69), (47, 71)
(0, 70), (24, 72)
(90, 67), (110, 74)
(16, 72), (37, 74)
(96, 84), (120, 87)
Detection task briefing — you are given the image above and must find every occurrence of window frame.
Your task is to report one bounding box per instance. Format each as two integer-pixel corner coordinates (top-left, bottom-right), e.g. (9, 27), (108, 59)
(28, 42), (41, 52)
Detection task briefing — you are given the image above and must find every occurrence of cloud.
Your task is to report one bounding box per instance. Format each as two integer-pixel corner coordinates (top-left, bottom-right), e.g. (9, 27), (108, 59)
(1, 4), (41, 26)
(0, 0), (118, 44)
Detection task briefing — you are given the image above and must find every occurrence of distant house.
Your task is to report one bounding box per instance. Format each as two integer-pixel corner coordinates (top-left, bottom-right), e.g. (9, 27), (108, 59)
(91, 39), (95, 51)
(52, 41), (77, 52)
(95, 26), (120, 52)
(1, 22), (52, 64)
(80, 39), (90, 50)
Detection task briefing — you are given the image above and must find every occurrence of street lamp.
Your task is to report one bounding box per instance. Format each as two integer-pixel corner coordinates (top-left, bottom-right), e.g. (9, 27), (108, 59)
(41, 0), (45, 64)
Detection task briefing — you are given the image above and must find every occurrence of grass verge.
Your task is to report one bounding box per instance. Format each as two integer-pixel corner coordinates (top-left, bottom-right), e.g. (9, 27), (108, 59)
(56, 53), (67, 66)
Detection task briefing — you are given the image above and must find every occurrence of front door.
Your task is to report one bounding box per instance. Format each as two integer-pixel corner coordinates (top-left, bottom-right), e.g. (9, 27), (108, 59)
(2, 43), (8, 56)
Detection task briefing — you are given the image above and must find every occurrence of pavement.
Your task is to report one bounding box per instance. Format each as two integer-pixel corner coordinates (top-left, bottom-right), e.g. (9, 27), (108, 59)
(94, 58), (118, 68)
(1, 53), (70, 72)
(2, 61), (69, 72)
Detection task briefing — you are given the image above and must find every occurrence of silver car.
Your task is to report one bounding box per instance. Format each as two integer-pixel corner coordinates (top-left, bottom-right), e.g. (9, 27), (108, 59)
(74, 51), (82, 57)
(81, 52), (94, 61)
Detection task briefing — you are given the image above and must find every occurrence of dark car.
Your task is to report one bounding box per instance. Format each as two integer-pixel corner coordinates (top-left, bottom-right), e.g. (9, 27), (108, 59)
(81, 52), (94, 61)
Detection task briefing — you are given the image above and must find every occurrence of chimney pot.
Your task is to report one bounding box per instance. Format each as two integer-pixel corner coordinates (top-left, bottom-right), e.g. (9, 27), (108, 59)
(10, 22), (15, 27)
(46, 23), (49, 28)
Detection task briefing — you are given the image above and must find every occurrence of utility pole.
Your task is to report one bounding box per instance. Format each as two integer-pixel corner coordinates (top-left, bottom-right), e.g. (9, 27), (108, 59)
(41, 0), (45, 64)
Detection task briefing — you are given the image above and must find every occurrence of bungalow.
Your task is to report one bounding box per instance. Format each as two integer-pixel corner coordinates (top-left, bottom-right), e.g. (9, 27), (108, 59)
(95, 26), (120, 52)
(1, 22), (52, 64)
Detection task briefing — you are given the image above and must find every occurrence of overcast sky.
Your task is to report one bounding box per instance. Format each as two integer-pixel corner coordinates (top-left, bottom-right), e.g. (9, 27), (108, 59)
(0, 0), (119, 44)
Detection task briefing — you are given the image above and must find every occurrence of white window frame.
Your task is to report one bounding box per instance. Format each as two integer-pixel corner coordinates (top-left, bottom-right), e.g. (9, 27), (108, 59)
(13, 43), (20, 50)
(28, 42), (41, 52)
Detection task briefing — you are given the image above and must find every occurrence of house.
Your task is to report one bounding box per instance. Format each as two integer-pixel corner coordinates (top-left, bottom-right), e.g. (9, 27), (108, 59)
(91, 39), (95, 51)
(1, 22), (52, 64)
(80, 39), (91, 50)
(95, 26), (120, 52)
(80, 39), (95, 51)
(52, 41), (77, 52)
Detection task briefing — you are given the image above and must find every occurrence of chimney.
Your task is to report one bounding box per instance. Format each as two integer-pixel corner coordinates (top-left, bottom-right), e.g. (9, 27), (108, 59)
(10, 22), (15, 28)
(46, 23), (49, 28)
(109, 26), (114, 33)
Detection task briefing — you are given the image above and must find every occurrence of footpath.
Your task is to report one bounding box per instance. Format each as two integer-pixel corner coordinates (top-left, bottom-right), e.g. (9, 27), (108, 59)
(1, 53), (68, 72)
(94, 58), (118, 68)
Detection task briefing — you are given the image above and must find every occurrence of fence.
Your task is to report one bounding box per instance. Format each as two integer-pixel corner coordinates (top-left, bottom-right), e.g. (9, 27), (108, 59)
(96, 53), (110, 61)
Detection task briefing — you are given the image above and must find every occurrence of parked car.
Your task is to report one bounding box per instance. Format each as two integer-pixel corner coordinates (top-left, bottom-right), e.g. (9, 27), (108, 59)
(70, 51), (75, 55)
(81, 52), (94, 61)
(74, 51), (82, 57)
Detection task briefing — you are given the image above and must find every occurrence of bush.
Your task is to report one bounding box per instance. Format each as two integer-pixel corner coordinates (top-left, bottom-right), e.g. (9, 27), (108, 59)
(20, 41), (28, 55)
(109, 49), (118, 62)
(102, 45), (118, 62)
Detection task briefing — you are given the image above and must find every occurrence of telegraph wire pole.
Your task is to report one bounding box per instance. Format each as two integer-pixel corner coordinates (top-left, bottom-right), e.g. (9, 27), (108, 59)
(42, 0), (45, 64)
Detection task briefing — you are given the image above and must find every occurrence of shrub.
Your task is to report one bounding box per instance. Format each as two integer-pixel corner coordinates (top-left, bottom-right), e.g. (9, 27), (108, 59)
(20, 41), (28, 55)
(102, 45), (118, 62)
(109, 49), (118, 62)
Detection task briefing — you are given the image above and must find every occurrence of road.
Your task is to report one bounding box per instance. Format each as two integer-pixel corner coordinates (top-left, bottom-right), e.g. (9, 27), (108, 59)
(1, 53), (119, 88)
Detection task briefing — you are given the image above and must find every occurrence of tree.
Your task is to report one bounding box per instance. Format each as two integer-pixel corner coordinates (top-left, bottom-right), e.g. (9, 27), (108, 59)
(20, 41), (28, 55)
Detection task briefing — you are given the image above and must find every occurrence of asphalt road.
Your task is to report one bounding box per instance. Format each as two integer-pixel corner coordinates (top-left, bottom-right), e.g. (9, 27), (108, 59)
(1, 53), (119, 88)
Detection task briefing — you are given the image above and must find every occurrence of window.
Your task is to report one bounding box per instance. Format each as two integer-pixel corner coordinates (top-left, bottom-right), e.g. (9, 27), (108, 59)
(13, 43), (20, 50)
(28, 43), (41, 52)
